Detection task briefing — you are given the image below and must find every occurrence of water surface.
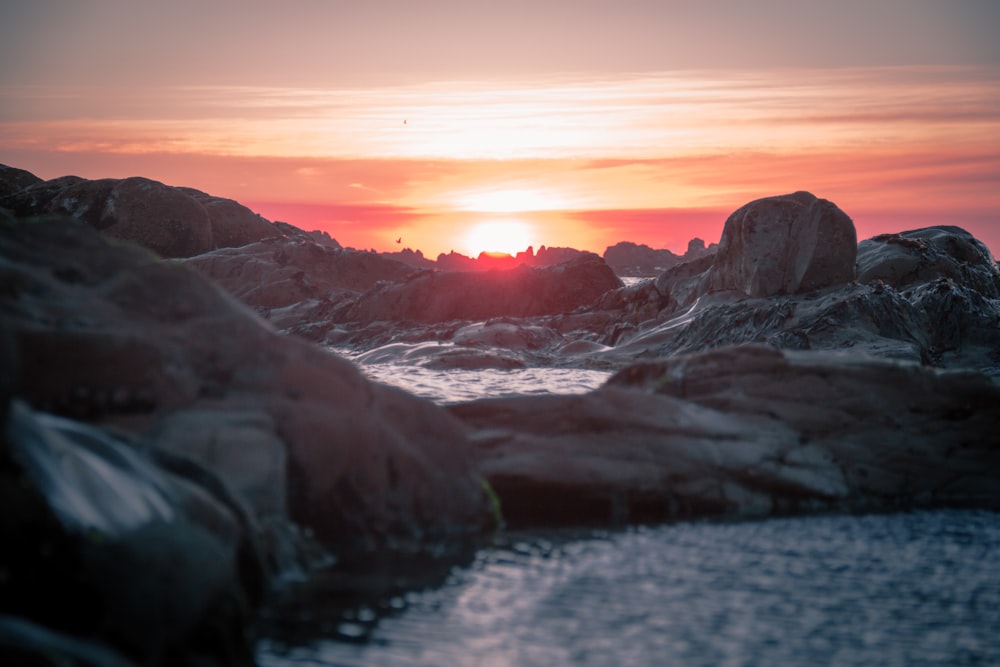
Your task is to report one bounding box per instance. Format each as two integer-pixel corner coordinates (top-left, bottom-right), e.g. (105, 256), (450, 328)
(258, 510), (1000, 667)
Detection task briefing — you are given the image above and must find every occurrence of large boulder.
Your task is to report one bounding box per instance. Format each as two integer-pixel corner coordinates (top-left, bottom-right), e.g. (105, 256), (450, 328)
(857, 226), (1000, 297)
(344, 255), (622, 324)
(451, 344), (1000, 528)
(0, 216), (491, 564)
(707, 191), (857, 297)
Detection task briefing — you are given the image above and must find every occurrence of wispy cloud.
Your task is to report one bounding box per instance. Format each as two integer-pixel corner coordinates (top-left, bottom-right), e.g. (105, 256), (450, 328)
(3, 66), (997, 161)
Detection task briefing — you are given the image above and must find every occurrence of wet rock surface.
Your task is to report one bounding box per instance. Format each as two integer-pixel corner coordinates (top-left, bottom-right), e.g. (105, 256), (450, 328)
(452, 344), (1000, 528)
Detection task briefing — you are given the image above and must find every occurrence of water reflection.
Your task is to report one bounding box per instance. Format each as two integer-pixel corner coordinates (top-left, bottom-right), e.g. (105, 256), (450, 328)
(258, 510), (1000, 667)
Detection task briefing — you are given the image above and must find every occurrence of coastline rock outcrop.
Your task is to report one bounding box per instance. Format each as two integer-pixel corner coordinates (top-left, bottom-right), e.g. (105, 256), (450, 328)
(706, 191), (857, 297)
(452, 344), (1000, 528)
(857, 225), (1000, 297)
(1, 216), (492, 564)
(343, 255), (622, 324)
(183, 237), (419, 327)
(0, 168), (280, 257)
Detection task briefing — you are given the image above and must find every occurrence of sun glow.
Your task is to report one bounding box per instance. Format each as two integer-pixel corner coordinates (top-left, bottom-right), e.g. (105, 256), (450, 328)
(453, 188), (569, 213)
(461, 220), (537, 256)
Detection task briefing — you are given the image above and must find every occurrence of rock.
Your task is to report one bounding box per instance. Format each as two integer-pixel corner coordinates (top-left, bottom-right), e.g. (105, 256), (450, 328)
(183, 237), (418, 313)
(177, 187), (281, 249)
(653, 252), (717, 310)
(707, 191), (857, 297)
(451, 344), (1000, 528)
(603, 241), (682, 277)
(857, 226), (1000, 297)
(0, 163), (43, 198)
(6, 176), (215, 257)
(0, 216), (491, 565)
(0, 173), (288, 258)
(1, 399), (263, 666)
(344, 255), (622, 324)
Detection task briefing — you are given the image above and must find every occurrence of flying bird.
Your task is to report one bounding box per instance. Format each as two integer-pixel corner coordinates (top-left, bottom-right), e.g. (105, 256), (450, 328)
(396, 237), (402, 244)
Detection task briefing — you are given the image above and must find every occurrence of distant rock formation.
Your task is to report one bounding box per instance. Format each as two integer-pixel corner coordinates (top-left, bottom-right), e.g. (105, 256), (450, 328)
(380, 247), (436, 269)
(343, 255), (622, 324)
(435, 245), (595, 272)
(603, 238), (716, 278)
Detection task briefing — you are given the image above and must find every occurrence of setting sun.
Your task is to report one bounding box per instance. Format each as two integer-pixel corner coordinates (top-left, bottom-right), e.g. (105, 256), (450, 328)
(461, 219), (537, 256)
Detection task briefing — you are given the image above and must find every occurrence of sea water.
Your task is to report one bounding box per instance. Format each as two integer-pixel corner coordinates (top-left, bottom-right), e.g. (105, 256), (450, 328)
(350, 362), (613, 404)
(258, 359), (1000, 666)
(258, 510), (1000, 667)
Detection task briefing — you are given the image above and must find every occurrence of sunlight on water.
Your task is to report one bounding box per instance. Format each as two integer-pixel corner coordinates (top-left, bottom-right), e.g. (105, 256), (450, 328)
(258, 510), (1000, 667)
(338, 354), (612, 405)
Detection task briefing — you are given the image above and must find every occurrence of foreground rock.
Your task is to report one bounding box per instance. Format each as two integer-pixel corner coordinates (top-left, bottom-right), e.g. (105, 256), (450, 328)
(1, 215), (492, 561)
(2, 400), (263, 666)
(452, 344), (1000, 528)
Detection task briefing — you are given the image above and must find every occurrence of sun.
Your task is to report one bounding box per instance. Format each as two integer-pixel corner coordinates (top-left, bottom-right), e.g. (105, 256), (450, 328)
(461, 219), (537, 257)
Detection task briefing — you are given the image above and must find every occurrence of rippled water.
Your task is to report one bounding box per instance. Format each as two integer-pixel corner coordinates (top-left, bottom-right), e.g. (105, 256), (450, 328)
(258, 510), (1000, 667)
(337, 352), (612, 404)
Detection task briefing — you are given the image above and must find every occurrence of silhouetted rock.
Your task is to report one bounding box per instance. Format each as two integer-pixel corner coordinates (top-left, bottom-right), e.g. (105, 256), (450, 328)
(344, 255), (622, 324)
(0, 172), (286, 258)
(381, 247), (436, 269)
(707, 191), (857, 297)
(857, 226), (1000, 297)
(178, 186), (281, 249)
(435, 245), (595, 272)
(0, 163), (43, 197)
(452, 344), (1000, 528)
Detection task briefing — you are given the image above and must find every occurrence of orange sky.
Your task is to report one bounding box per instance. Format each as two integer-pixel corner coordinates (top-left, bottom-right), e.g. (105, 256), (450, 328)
(2, 1), (998, 257)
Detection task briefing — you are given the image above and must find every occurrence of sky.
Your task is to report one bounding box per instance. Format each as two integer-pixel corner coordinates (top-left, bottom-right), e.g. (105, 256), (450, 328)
(1, 0), (999, 257)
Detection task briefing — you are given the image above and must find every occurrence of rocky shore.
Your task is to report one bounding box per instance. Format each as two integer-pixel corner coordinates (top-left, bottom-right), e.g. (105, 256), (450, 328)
(2, 165), (999, 665)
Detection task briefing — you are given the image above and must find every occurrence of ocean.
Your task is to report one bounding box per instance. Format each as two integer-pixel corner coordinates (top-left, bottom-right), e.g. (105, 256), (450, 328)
(257, 361), (1000, 667)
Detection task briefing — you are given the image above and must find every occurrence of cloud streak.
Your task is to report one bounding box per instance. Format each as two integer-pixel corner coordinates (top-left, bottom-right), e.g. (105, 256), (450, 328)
(4, 66), (997, 162)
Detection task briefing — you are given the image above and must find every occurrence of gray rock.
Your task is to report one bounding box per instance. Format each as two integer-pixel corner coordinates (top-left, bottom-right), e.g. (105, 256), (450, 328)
(0, 163), (43, 198)
(0, 173), (290, 258)
(857, 225), (1000, 297)
(2, 400), (262, 666)
(183, 237), (417, 312)
(707, 191), (857, 297)
(0, 216), (491, 564)
(451, 344), (1000, 528)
